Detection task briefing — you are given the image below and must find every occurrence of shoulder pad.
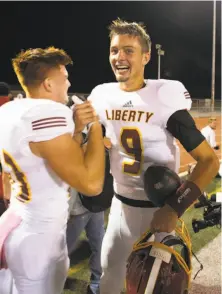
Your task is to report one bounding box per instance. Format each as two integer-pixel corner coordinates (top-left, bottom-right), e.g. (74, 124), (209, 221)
(22, 101), (74, 142)
(158, 80), (192, 111)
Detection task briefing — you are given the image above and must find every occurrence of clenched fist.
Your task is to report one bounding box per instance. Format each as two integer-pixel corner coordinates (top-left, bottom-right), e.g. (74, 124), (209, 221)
(150, 204), (178, 233)
(73, 101), (98, 133)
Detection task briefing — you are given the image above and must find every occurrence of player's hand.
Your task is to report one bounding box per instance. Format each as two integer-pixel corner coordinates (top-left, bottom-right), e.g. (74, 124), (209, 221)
(150, 204), (178, 233)
(73, 101), (98, 133)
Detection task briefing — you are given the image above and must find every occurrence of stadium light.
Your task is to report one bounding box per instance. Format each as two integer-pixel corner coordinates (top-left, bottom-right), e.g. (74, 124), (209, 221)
(156, 44), (165, 79)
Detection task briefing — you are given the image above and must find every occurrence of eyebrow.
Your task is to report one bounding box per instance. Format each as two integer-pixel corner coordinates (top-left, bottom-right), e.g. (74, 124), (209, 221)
(110, 46), (135, 49)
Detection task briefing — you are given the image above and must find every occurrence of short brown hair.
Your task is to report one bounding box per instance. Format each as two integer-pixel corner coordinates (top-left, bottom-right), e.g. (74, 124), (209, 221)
(108, 18), (151, 53)
(209, 117), (217, 123)
(12, 46), (73, 89)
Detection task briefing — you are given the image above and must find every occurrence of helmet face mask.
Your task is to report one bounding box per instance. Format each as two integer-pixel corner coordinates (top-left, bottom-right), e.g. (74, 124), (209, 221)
(126, 220), (192, 294)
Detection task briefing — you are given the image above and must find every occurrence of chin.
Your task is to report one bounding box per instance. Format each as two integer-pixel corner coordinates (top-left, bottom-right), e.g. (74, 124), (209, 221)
(116, 75), (129, 83)
(61, 95), (68, 104)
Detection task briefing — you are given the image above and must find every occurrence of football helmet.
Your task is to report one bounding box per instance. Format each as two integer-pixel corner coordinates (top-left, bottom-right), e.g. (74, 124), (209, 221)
(143, 165), (181, 207)
(126, 219), (192, 294)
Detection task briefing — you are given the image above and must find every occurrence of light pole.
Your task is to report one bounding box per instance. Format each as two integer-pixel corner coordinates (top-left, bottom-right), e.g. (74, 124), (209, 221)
(211, 0), (216, 112)
(156, 44), (165, 79)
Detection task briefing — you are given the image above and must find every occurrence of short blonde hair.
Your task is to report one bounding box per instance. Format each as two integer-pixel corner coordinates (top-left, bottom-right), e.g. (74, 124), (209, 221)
(108, 18), (151, 53)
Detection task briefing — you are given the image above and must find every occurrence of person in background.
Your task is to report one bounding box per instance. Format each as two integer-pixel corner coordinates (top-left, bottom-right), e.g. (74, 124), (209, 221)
(0, 82), (11, 105)
(0, 82), (12, 106)
(201, 117), (221, 177)
(67, 188), (105, 294)
(201, 117), (219, 150)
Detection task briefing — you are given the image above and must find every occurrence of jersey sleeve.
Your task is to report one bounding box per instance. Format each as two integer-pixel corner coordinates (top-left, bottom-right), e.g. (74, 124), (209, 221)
(158, 81), (192, 127)
(21, 102), (75, 143)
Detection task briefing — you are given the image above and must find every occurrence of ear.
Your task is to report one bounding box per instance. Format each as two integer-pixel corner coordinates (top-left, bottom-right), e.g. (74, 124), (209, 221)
(42, 78), (52, 93)
(143, 52), (151, 66)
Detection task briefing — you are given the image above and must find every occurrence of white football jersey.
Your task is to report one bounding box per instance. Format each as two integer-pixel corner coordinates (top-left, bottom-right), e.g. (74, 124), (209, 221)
(0, 98), (74, 224)
(88, 79), (192, 201)
(201, 125), (216, 148)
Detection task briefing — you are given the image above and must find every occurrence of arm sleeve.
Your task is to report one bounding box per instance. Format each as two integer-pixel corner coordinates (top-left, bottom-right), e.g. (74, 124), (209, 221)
(20, 103), (75, 155)
(166, 110), (205, 152)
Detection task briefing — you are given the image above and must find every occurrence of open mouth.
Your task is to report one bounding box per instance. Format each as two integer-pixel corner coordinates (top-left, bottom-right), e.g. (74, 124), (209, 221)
(115, 65), (130, 74)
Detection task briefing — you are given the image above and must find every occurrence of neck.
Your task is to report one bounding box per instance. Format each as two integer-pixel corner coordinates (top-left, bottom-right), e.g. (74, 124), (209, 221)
(119, 77), (145, 92)
(26, 89), (51, 100)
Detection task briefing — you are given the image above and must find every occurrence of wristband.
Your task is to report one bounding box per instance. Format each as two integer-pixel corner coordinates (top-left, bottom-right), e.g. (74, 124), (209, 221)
(81, 122), (101, 146)
(166, 181), (202, 217)
(87, 121), (98, 131)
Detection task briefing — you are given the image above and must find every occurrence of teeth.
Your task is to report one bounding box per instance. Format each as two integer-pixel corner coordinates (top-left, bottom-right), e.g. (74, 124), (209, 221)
(117, 68), (129, 70)
(116, 65), (129, 69)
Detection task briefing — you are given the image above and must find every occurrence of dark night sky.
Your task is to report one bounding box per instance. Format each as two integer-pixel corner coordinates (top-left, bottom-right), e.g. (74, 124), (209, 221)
(0, 1), (221, 98)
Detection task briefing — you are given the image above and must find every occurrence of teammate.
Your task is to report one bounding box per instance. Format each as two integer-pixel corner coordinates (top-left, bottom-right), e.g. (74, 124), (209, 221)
(86, 19), (220, 293)
(0, 47), (105, 294)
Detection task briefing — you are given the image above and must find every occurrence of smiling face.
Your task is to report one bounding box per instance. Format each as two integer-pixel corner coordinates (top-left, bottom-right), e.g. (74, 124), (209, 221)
(109, 34), (150, 91)
(45, 65), (71, 104)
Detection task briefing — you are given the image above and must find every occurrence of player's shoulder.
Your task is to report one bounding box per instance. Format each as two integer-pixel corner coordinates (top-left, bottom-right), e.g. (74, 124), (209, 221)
(88, 83), (119, 108)
(21, 98), (72, 120)
(92, 82), (118, 93)
(147, 79), (186, 92)
(152, 79), (191, 110)
(20, 99), (74, 144)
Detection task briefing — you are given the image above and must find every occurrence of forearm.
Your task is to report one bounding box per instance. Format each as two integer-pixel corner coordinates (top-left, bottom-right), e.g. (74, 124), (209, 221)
(84, 123), (105, 195)
(188, 153), (219, 192)
(166, 141), (220, 217)
(73, 131), (83, 145)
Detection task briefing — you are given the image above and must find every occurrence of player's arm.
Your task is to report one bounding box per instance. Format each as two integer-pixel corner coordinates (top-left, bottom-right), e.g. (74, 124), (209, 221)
(30, 123), (105, 196)
(165, 109), (220, 216)
(23, 103), (105, 196)
(150, 82), (219, 233)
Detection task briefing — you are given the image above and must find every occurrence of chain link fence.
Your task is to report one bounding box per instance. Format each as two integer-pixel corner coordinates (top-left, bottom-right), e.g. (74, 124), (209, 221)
(190, 99), (221, 118)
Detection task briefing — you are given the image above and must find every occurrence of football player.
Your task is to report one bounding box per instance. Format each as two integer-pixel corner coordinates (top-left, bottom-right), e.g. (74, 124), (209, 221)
(0, 47), (105, 294)
(86, 19), (219, 293)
